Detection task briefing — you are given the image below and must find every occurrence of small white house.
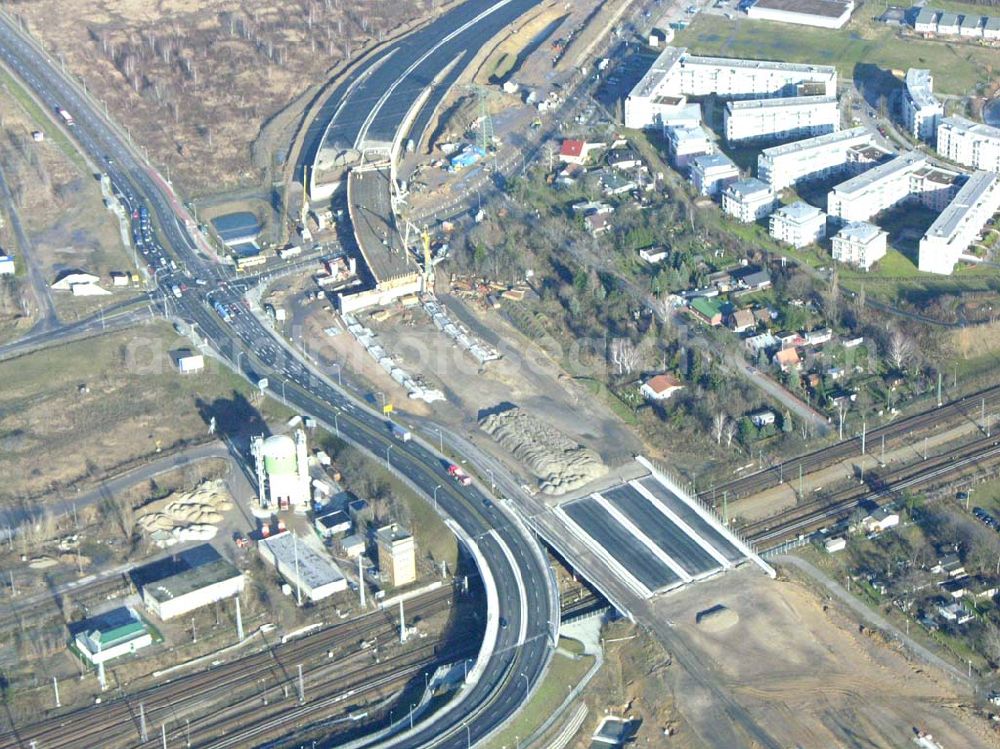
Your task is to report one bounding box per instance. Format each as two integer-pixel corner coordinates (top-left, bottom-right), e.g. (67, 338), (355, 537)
(74, 607), (152, 665)
(314, 509), (352, 539)
(339, 534), (366, 559)
(749, 409), (776, 428)
(864, 506), (900, 533)
(640, 374), (685, 401)
(0, 255), (14, 275)
(176, 354), (205, 374)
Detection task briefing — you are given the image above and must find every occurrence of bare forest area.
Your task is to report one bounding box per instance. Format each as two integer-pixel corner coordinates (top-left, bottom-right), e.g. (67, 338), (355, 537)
(7, 0), (448, 192)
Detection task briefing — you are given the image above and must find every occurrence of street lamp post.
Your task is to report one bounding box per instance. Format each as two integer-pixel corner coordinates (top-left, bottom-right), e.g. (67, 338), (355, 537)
(385, 445), (392, 471)
(236, 351), (244, 371)
(332, 362), (342, 387)
(436, 427), (444, 454)
(333, 412), (340, 439)
(433, 485), (441, 511)
(520, 672), (529, 702)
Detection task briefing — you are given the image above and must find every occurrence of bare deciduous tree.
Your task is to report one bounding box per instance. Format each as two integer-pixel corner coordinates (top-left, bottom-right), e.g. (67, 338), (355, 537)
(609, 338), (640, 376)
(713, 411), (727, 446)
(724, 418), (737, 449)
(887, 327), (915, 372)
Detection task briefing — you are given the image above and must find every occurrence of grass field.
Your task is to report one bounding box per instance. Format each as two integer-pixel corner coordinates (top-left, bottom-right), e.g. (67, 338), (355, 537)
(0, 322), (285, 501)
(483, 642), (595, 749)
(0, 66), (87, 172)
(674, 13), (997, 95)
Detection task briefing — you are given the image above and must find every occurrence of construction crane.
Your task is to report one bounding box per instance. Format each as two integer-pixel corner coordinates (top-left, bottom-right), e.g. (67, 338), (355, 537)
(421, 226), (433, 289)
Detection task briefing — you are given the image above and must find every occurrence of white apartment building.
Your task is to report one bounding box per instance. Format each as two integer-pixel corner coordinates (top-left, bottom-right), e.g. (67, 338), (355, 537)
(831, 221), (888, 270)
(722, 178), (776, 222)
(827, 152), (959, 223)
(901, 69), (943, 143)
(937, 116), (1000, 172)
(690, 153), (740, 197)
(769, 201), (827, 247)
(724, 95), (840, 143)
(666, 124), (715, 170)
(746, 0), (855, 28)
(757, 126), (871, 190)
(919, 170), (1000, 275)
(624, 46), (837, 129)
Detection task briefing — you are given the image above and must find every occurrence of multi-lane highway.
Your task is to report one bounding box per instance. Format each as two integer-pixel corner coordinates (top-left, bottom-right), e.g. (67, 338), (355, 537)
(300, 0), (543, 164)
(0, 5), (557, 747)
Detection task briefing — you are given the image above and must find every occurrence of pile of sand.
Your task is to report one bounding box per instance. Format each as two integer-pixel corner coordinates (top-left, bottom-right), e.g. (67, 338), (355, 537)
(480, 407), (607, 495)
(695, 604), (739, 633)
(136, 480), (233, 547)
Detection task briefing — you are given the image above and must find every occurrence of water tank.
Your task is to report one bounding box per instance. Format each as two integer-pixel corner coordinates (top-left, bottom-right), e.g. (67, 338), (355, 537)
(262, 434), (297, 477)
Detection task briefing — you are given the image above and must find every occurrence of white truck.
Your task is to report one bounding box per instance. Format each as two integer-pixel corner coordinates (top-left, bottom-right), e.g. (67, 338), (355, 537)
(391, 423), (412, 442)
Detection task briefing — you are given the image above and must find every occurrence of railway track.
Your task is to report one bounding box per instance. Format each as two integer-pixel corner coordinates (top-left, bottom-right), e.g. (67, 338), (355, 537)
(745, 436), (1000, 548)
(701, 383), (1000, 502)
(0, 588), (462, 749)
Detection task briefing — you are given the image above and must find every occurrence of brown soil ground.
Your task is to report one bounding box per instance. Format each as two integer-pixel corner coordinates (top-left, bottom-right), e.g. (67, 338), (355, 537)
(644, 568), (997, 748)
(11, 0), (441, 194)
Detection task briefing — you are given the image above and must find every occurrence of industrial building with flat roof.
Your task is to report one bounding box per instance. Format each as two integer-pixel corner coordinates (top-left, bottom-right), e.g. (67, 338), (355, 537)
(746, 0), (855, 28)
(724, 95), (840, 143)
(769, 201), (827, 247)
(258, 531), (347, 602)
(624, 46), (837, 129)
(831, 221), (887, 270)
(826, 152), (959, 223)
(901, 69), (942, 143)
(376, 524), (417, 588)
(937, 116), (1000, 173)
(722, 178), (776, 223)
(690, 153), (740, 197)
(141, 557), (245, 621)
(919, 170), (1000, 275)
(757, 126), (871, 190)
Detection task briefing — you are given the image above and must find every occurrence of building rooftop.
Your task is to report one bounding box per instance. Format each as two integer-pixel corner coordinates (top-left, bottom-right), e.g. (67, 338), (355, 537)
(938, 11), (959, 25)
(924, 170), (999, 240)
(667, 124), (711, 144)
(985, 17), (1000, 30)
(560, 139), (585, 157)
(904, 69), (939, 111)
(959, 15), (983, 29)
(316, 509), (351, 529)
(143, 558), (243, 605)
(630, 46), (836, 99)
(725, 177), (773, 199)
(692, 153), (737, 171)
(260, 531), (346, 590)
(940, 115), (1000, 140)
(691, 296), (722, 318)
(774, 200), (824, 222)
(727, 94), (837, 111)
(750, 0), (852, 19)
(376, 524), (413, 545)
(914, 8), (939, 24)
(836, 221), (884, 242)
(760, 126), (869, 158)
(830, 151), (925, 197)
(644, 373), (684, 394)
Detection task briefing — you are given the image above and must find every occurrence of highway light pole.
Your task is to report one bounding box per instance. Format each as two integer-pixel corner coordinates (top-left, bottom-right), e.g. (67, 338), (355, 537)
(386, 445), (392, 471)
(333, 411), (340, 438)
(520, 672), (529, 702)
(436, 426), (444, 454)
(433, 484), (441, 511)
(332, 362), (342, 387)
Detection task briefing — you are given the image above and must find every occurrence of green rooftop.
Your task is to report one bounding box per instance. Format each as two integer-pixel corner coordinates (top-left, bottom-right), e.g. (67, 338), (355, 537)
(691, 296), (722, 319)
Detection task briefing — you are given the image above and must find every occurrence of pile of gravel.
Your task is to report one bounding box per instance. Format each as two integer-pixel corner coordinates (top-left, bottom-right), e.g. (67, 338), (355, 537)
(695, 604), (739, 633)
(480, 407), (607, 495)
